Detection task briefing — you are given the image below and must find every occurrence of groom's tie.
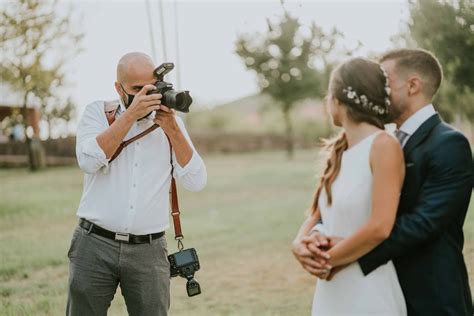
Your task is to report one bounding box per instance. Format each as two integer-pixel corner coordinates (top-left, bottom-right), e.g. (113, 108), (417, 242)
(395, 129), (409, 146)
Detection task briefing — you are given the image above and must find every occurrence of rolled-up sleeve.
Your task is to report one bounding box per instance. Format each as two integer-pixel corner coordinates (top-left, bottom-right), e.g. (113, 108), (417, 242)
(172, 116), (207, 192)
(76, 101), (109, 174)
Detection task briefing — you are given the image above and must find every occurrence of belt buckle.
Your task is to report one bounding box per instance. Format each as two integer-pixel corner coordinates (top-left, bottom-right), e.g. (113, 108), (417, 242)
(115, 233), (130, 243)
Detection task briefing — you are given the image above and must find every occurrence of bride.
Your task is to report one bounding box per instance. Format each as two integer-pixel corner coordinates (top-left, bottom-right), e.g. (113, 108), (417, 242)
(293, 58), (407, 315)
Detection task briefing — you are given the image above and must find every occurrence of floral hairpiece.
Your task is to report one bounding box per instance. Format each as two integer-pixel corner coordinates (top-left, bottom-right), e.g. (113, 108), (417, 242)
(341, 66), (392, 116)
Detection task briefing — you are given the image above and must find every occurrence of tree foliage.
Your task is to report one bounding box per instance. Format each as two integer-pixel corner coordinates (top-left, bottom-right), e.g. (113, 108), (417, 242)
(0, 0), (83, 169)
(0, 0), (83, 134)
(407, 0), (474, 122)
(235, 8), (348, 158)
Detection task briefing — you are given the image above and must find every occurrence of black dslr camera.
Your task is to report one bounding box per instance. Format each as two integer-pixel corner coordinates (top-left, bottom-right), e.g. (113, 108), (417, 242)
(147, 62), (192, 113)
(168, 248), (201, 297)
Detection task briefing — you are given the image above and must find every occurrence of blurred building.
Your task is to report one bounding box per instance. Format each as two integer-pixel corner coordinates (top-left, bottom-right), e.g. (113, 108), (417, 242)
(0, 83), (41, 141)
(0, 83), (44, 168)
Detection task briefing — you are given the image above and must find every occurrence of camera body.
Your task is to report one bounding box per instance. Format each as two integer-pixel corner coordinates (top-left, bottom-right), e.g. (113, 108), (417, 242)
(146, 62), (192, 113)
(168, 248), (201, 297)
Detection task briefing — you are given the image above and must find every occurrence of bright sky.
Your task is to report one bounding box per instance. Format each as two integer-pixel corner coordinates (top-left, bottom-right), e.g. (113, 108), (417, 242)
(65, 0), (408, 117)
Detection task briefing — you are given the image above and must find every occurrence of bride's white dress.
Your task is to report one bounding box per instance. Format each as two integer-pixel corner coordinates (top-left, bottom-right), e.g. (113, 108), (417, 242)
(312, 131), (407, 316)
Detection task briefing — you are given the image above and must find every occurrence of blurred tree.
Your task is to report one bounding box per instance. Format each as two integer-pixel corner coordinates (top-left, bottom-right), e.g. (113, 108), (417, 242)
(235, 7), (349, 158)
(40, 95), (75, 138)
(406, 0), (474, 123)
(0, 0), (83, 170)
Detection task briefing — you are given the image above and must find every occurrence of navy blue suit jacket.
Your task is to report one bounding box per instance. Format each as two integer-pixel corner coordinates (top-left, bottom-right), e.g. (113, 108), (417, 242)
(359, 114), (473, 315)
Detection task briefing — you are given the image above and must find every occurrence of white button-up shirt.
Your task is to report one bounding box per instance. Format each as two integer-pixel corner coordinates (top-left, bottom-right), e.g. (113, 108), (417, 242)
(75, 100), (207, 235)
(398, 104), (437, 147)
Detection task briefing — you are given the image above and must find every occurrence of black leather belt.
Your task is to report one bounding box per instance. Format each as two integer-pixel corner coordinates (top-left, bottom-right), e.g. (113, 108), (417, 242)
(79, 218), (164, 244)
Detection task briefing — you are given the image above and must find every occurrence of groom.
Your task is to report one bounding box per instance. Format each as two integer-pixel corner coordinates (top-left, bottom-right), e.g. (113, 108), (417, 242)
(296, 48), (473, 315)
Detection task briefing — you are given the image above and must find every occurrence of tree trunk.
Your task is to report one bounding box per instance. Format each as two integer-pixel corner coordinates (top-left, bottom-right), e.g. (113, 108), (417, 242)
(22, 91), (35, 170)
(283, 107), (294, 160)
(22, 91), (44, 171)
(47, 116), (52, 139)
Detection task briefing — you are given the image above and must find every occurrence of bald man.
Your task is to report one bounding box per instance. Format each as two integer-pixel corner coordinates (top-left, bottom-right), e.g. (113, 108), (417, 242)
(68, 52), (207, 315)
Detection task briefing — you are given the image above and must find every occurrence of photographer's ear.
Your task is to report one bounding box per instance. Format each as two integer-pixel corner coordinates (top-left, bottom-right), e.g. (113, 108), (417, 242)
(114, 81), (123, 96)
(115, 81), (128, 105)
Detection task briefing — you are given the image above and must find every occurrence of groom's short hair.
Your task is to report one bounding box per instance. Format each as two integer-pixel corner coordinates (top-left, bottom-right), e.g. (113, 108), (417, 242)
(380, 48), (443, 98)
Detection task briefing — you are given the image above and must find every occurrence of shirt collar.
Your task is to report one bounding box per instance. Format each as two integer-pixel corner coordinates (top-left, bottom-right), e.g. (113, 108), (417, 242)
(399, 104), (436, 136)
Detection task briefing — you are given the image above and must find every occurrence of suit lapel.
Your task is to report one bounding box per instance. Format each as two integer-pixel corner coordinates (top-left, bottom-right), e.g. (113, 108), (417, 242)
(403, 114), (441, 157)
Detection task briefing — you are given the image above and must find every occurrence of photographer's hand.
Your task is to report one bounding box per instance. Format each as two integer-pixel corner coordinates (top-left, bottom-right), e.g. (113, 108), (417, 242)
(97, 85), (162, 159)
(154, 105), (193, 167)
(126, 85), (162, 120)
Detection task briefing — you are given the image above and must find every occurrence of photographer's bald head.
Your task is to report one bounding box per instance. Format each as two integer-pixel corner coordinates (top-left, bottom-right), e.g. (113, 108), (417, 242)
(115, 52), (157, 108)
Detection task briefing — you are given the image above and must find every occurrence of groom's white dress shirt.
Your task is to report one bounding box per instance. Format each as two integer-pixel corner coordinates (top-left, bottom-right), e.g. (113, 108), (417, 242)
(75, 100), (207, 235)
(397, 104), (437, 147)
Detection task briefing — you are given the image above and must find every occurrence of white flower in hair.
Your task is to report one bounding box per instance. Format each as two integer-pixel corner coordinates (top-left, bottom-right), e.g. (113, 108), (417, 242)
(343, 86), (357, 99)
(342, 85), (388, 116)
(380, 65), (392, 104)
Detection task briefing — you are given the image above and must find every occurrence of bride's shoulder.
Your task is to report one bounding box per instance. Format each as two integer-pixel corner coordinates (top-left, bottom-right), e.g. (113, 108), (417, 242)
(371, 131), (403, 158)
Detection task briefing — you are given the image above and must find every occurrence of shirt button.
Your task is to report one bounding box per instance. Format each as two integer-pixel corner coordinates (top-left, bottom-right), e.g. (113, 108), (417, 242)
(133, 184), (136, 188)
(136, 142), (140, 146)
(130, 205), (134, 209)
(134, 163), (138, 167)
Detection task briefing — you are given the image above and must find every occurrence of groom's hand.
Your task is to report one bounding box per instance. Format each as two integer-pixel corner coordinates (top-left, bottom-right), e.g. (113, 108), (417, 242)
(293, 233), (332, 278)
(302, 232), (332, 262)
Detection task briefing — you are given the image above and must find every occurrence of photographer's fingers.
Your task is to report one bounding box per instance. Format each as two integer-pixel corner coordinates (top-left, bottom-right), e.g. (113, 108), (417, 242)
(142, 100), (162, 109)
(142, 93), (162, 102)
(159, 105), (172, 112)
(137, 84), (158, 96)
(146, 105), (162, 114)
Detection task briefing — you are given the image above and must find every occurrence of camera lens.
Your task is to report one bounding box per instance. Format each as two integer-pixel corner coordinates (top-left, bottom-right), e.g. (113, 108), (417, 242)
(163, 90), (192, 113)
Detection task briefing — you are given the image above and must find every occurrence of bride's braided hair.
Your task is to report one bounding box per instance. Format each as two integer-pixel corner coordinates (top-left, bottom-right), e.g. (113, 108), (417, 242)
(311, 58), (391, 214)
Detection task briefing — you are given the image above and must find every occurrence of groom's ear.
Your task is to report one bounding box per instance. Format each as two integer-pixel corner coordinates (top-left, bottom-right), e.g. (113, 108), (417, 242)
(407, 75), (423, 97)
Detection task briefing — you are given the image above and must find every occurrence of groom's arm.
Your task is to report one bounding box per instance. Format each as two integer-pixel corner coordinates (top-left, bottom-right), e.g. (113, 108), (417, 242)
(358, 132), (473, 275)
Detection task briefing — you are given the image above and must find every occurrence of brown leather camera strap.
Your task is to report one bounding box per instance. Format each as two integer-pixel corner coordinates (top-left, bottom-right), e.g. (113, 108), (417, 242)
(109, 124), (159, 163)
(166, 135), (183, 240)
(107, 113), (183, 241)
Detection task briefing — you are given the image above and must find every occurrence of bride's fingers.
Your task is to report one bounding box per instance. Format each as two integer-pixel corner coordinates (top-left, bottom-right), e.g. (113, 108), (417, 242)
(304, 264), (330, 278)
(300, 257), (322, 269)
(300, 257), (332, 270)
(315, 235), (329, 247)
(307, 243), (331, 260)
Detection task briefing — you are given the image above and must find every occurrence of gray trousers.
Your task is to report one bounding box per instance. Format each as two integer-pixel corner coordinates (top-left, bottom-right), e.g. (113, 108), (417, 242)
(66, 225), (170, 316)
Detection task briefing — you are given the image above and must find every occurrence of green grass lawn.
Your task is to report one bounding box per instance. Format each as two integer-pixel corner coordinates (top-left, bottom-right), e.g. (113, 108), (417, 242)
(1, 150), (473, 315)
